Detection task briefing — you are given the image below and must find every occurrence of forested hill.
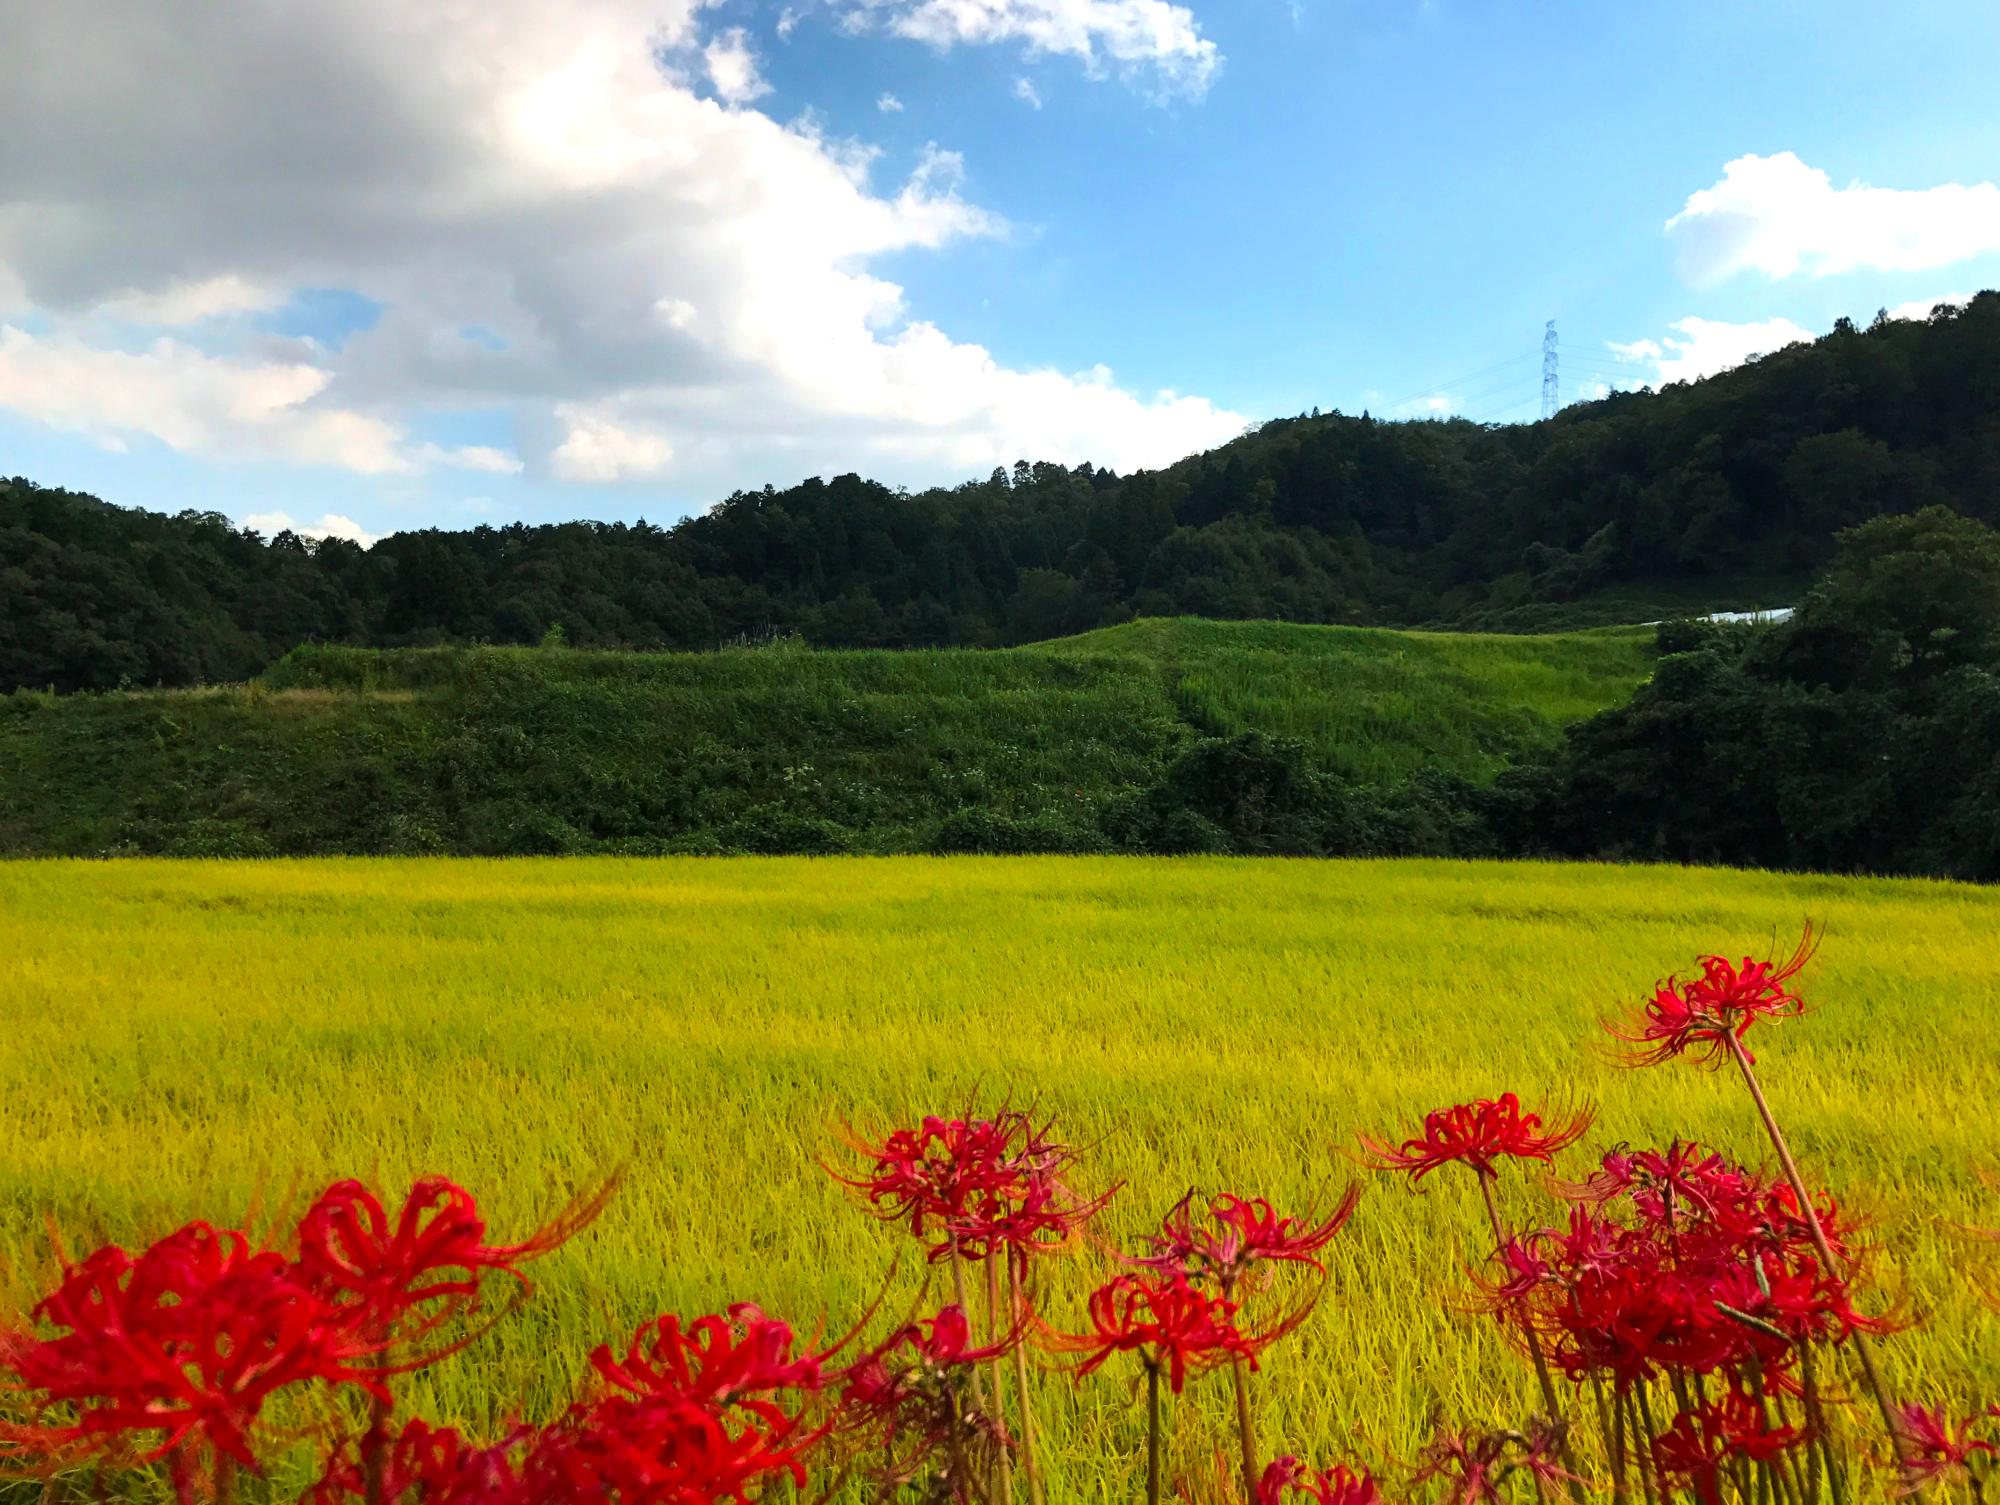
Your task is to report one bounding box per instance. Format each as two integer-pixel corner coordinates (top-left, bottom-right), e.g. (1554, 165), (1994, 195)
(5, 292), (1996, 693)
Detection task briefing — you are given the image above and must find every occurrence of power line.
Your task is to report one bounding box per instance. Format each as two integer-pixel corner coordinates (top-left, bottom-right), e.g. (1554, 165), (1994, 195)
(1378, 350), (1539, 415)
(1541, 320), (1559, 420)
(1467, 392), (1539, 424)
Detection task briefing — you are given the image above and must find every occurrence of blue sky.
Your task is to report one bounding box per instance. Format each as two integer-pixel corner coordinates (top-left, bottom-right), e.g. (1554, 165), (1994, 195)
(3, 0), (1997, 543)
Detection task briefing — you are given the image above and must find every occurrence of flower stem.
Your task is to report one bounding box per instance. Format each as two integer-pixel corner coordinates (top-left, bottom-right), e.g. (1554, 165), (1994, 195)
(1591, 1371), (1627, 1504)
(952, 1242), (990, 1418)
(1476, 1170), (1583, 1496)
(986, 1253), (1015, 1505)
(1009, 1259), (1046, 1505)
(1146, 1359), (1162, 1505)
(1723, 1034), (1908, 1464)
(363, 1388), (391, 1505)
(1621, 1391), (1657, 1505)
(1231, 1356), (1259, 1505)
(1797, 1339), (1839, 1505)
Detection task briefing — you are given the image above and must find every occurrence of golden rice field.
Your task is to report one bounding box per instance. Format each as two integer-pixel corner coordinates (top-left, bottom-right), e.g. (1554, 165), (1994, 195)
(1, 856), (1996, 1500)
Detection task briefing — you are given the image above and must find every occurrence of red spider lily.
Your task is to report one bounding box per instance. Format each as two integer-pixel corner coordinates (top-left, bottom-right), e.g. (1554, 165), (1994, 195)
(1042, 1274), (1263, 1394)
(846, 1302), (1021, 1400)
(1133, 1186), (1360, 1289)
(1480, 1146), (1888, 1394)
(309, 1417), (535, 1504)
(523, 1304), (835, 1504)
(1258, 1455), (1384, 1505)
(841, 1304), (1018, 1494)
(295, 1175), (612, 1345)
(1413, 1421), (1578, 1505)
(0, 1222), (382, 1491)
(592, 1305), (827, 1411)
(832, 1110), (1112, 1263)
(1891, 1403), (1999, 1496)
(1609, 926), (1817, 1068)
(1357, 1094), (1594, 1183)
(526, 1392), (818, 1504)
(1650, 1391), (1808, 1504)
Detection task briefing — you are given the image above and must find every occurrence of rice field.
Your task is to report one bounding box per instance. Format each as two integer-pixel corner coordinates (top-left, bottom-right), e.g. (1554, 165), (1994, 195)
(0, 855), (1995, 1499)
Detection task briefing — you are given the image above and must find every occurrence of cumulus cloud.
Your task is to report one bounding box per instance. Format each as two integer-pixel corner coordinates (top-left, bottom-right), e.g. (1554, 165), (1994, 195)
(1668, 152), (2000, 284)
(93, 275), (280, 326)
(1607, 315), (1816, 385)
(1013, 76), (1043, 108)
(1884, 291), (1976, 322)
(550, 407), (676, 481)
(0, 0), (1241, 502)
(832, 0), (1221, 100)
(243, 511), (381, 546)
(703, 27), (772, 106)
(876, 91), (904, 111)
(0, 326), (522, 474)
(1389, 393), (1452, 417)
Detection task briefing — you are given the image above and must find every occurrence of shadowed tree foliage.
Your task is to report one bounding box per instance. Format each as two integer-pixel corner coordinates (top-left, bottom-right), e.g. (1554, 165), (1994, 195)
(3, 293), (1995, 694)
(1529, 507), (2000, 880)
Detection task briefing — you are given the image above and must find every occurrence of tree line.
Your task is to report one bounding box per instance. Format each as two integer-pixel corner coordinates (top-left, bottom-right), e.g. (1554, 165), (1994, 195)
(4, 294), (1996, 694)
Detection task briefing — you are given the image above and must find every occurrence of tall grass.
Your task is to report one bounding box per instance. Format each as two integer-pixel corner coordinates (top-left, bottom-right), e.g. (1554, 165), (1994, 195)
(0, 856), (1993, 1499)
(1045, 618), (1654, 781)
(0, 619), (1654, 856)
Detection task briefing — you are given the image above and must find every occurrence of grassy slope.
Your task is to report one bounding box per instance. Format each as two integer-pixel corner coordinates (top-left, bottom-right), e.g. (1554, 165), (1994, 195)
(0, 856), (1993, 1500)
(0, 619), (1654, 856)
(1044, 618), (1654, 781)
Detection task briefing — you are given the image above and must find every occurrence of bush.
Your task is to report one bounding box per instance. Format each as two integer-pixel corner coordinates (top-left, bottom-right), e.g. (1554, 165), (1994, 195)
(162, 818), (274, 859)
(717, 804), (855, 855)
(929, 808), (1105, 855)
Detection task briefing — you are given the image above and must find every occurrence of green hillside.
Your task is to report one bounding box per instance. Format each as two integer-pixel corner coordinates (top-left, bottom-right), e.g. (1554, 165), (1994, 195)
(1041, 617), (1652, 781)
(0, 619), (1652, 857)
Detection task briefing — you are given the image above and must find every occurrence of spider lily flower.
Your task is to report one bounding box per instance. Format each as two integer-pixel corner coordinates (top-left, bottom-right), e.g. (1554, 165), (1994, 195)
(1133, 1186), (1360, 1289)
(1486, 1143), (1890, 1392)
(0, 1222), (382, 1493)
(527, 1303), (835, 1504)
(840, 1304), (1020, 1496)
(1358, 1094), (1594, 1183)
(1257, 1455), (1385, 1505)
(295, 1175), (612, 1346)
(308, 1417), (535, 1504)
(592, 1304), (829, 1412)
(1413, 1421), (1579, 1505)
(526, 1391), (818, 1503)
(1609, 926), (1817, 1068)
(833, 1110), (1114, 1264)
(1649, 1390), (1809, 1503)
(1890, 1403), (1999, 1497)
(1042, 1274), (1263, 1394)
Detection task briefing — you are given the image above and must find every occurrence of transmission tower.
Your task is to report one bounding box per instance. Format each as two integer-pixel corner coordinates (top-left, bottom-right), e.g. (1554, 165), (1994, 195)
(1540, 320), (1559, 420)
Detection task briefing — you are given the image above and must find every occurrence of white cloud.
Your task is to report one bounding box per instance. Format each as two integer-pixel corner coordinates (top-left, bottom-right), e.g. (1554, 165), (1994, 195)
(1884, 291), (1975, 322)
(1013, 76), (1043, 108)
(243, 510), (380, 546)
(410, 442), (525, 474)
(1668, 152), (2000, 284)
(0, 325), (522, 475)
(93, 275), (280, 326)
(703, 27), (772, 106)
(1607, 315), (1816, 385)
(1389, 392), (1452, 416)
(0, 0), (1241, 500)
(833, 0), (1221, 100)
(550, 406), (676, 481)
(876, 91), (904, 112)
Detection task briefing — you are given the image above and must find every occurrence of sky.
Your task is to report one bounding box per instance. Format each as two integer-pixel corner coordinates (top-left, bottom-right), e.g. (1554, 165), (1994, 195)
(2, 0), (1998, 546)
